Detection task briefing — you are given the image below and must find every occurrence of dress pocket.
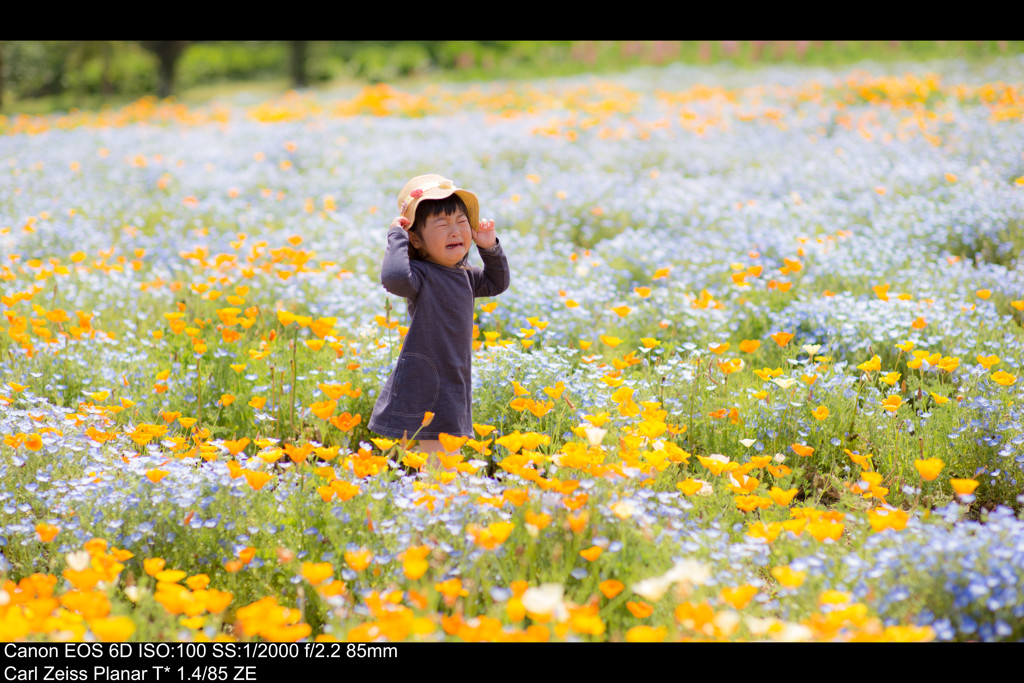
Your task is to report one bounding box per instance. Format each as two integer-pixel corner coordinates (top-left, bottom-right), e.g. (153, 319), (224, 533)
(391, 352), (440, 417)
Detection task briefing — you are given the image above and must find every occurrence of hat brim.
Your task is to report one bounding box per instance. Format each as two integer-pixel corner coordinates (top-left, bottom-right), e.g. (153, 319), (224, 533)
(403, 187), (479, 231)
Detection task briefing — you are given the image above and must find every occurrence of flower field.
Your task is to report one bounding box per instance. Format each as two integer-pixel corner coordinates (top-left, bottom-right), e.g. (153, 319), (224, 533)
(3, 56), (1024, 644)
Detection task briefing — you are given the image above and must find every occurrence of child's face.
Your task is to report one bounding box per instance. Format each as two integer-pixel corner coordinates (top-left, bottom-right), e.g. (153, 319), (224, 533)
(409, 208), (473, 267)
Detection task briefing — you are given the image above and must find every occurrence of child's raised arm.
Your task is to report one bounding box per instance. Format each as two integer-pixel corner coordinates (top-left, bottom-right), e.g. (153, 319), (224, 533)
(380, 216), (422, 299)
(470, 217), (510, 298)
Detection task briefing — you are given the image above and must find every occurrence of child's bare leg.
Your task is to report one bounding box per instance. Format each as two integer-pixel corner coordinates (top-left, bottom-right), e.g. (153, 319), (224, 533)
(417, 439), (445, 471)
(397, 438), (446, 472)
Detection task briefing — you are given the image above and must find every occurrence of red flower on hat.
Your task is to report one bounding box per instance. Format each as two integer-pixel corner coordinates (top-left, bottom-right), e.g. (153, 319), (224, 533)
(410, 189), (424, 199)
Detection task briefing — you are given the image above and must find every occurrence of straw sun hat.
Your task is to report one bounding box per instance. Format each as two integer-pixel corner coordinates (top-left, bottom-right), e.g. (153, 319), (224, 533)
(397, 174), (480, 230)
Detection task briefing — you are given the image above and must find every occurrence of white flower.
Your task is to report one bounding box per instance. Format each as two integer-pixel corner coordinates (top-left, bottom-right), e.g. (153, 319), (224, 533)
(631, 576), (672, 602)
(65, 550), (90, 572)
(521, 584), (568, 621)
(696, 480), (713, 496)
(802, 344), (822, 356)
(124, 586), (142, 603)
(729, 472), (754, 489)
(583, 425), (607, 446)
(772, 377), (798, 389)
(632, 557), (712, 604)
(739, 438), (756, 448)
(773, 622), (813, 642)
(610, 500), (637, 519)
(713, 610), (741, 636)
(773, 452), (787, 463)
(745, 615), (781, 636)
(707, 453), (729, 464)
(663, 558), (711, 586)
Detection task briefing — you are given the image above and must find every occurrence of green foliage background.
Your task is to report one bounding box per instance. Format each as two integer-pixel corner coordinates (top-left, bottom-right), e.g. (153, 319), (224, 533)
(2, 41), (1023, 115)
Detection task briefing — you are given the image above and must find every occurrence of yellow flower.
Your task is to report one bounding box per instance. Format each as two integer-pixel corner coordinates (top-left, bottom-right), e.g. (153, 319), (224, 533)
(768, 486), (798, 507)
(771, 565), (807, 588)
(144, 558), (166, 576)
(976, 354), (1000, 369)
(811, 405), (829, 421)
(468, 522), (515, 550)
(806, 519), (844, 542)
(401, 545), (431, 580)
(857, 355), (881, 373)
(991, 371), (1017, 386)
(949, 478), (979, 496)
(344, 548), (373, 572)
(720, 585), (758, 610)
(300, 562), (334, 586)
(790, 443), (815, 458)
(89, 616), (136, 642)
(914, 458), (944, 481)
(739, 339), (761, 353)
(867, 506), (909, 533)
(625, 625), (667, 642)
(881, 395), (903, 412)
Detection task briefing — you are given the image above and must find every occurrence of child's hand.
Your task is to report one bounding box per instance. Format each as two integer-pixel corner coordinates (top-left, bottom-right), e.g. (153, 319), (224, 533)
(391, 216), (410, 230)
(472, 218), (497, 250)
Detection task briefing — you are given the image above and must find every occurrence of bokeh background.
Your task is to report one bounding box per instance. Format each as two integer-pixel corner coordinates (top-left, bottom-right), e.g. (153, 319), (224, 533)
(2, 41), (1021, 115)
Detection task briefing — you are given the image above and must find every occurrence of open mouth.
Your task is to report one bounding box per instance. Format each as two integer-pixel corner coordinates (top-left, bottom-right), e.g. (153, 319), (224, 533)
(446, 241), (464, 250)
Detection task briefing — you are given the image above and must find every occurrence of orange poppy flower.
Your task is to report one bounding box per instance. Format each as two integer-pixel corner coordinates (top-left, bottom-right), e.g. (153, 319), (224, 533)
(739, 339), (761, 353)
(720, 584), (758, 610)
(950, 478), (979, 496)
(791, 443), (815, 457)
(770, 331), (794, 347)
(626, 601), (654, 618)
(914, 458), (943, 481)
(599, 580), (625, 599)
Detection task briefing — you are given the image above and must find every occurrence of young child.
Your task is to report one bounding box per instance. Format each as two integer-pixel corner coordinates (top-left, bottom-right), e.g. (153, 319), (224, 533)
(368, 173), (510, 457)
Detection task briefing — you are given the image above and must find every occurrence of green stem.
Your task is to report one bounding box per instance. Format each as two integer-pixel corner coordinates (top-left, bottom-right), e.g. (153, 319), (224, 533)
(290, 327), (298, 438)
(386, 298), (394, 366)
(196, 355), (203, 432)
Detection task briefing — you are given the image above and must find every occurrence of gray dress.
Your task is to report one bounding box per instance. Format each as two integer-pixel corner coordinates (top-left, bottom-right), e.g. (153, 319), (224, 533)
(368, 225), (510, 439)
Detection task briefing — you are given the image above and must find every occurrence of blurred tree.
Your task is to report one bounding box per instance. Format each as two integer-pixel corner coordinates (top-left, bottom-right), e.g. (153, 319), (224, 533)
(68, 41), (117, 95)
(140, 40), (190, 98)
(15, 41), (73, 99)
(290, 41), (308, 88)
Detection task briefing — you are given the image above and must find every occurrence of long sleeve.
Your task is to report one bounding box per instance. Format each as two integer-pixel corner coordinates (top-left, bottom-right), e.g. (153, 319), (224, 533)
(471, 238), (511, 298)
(380, 225), (423, 299)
